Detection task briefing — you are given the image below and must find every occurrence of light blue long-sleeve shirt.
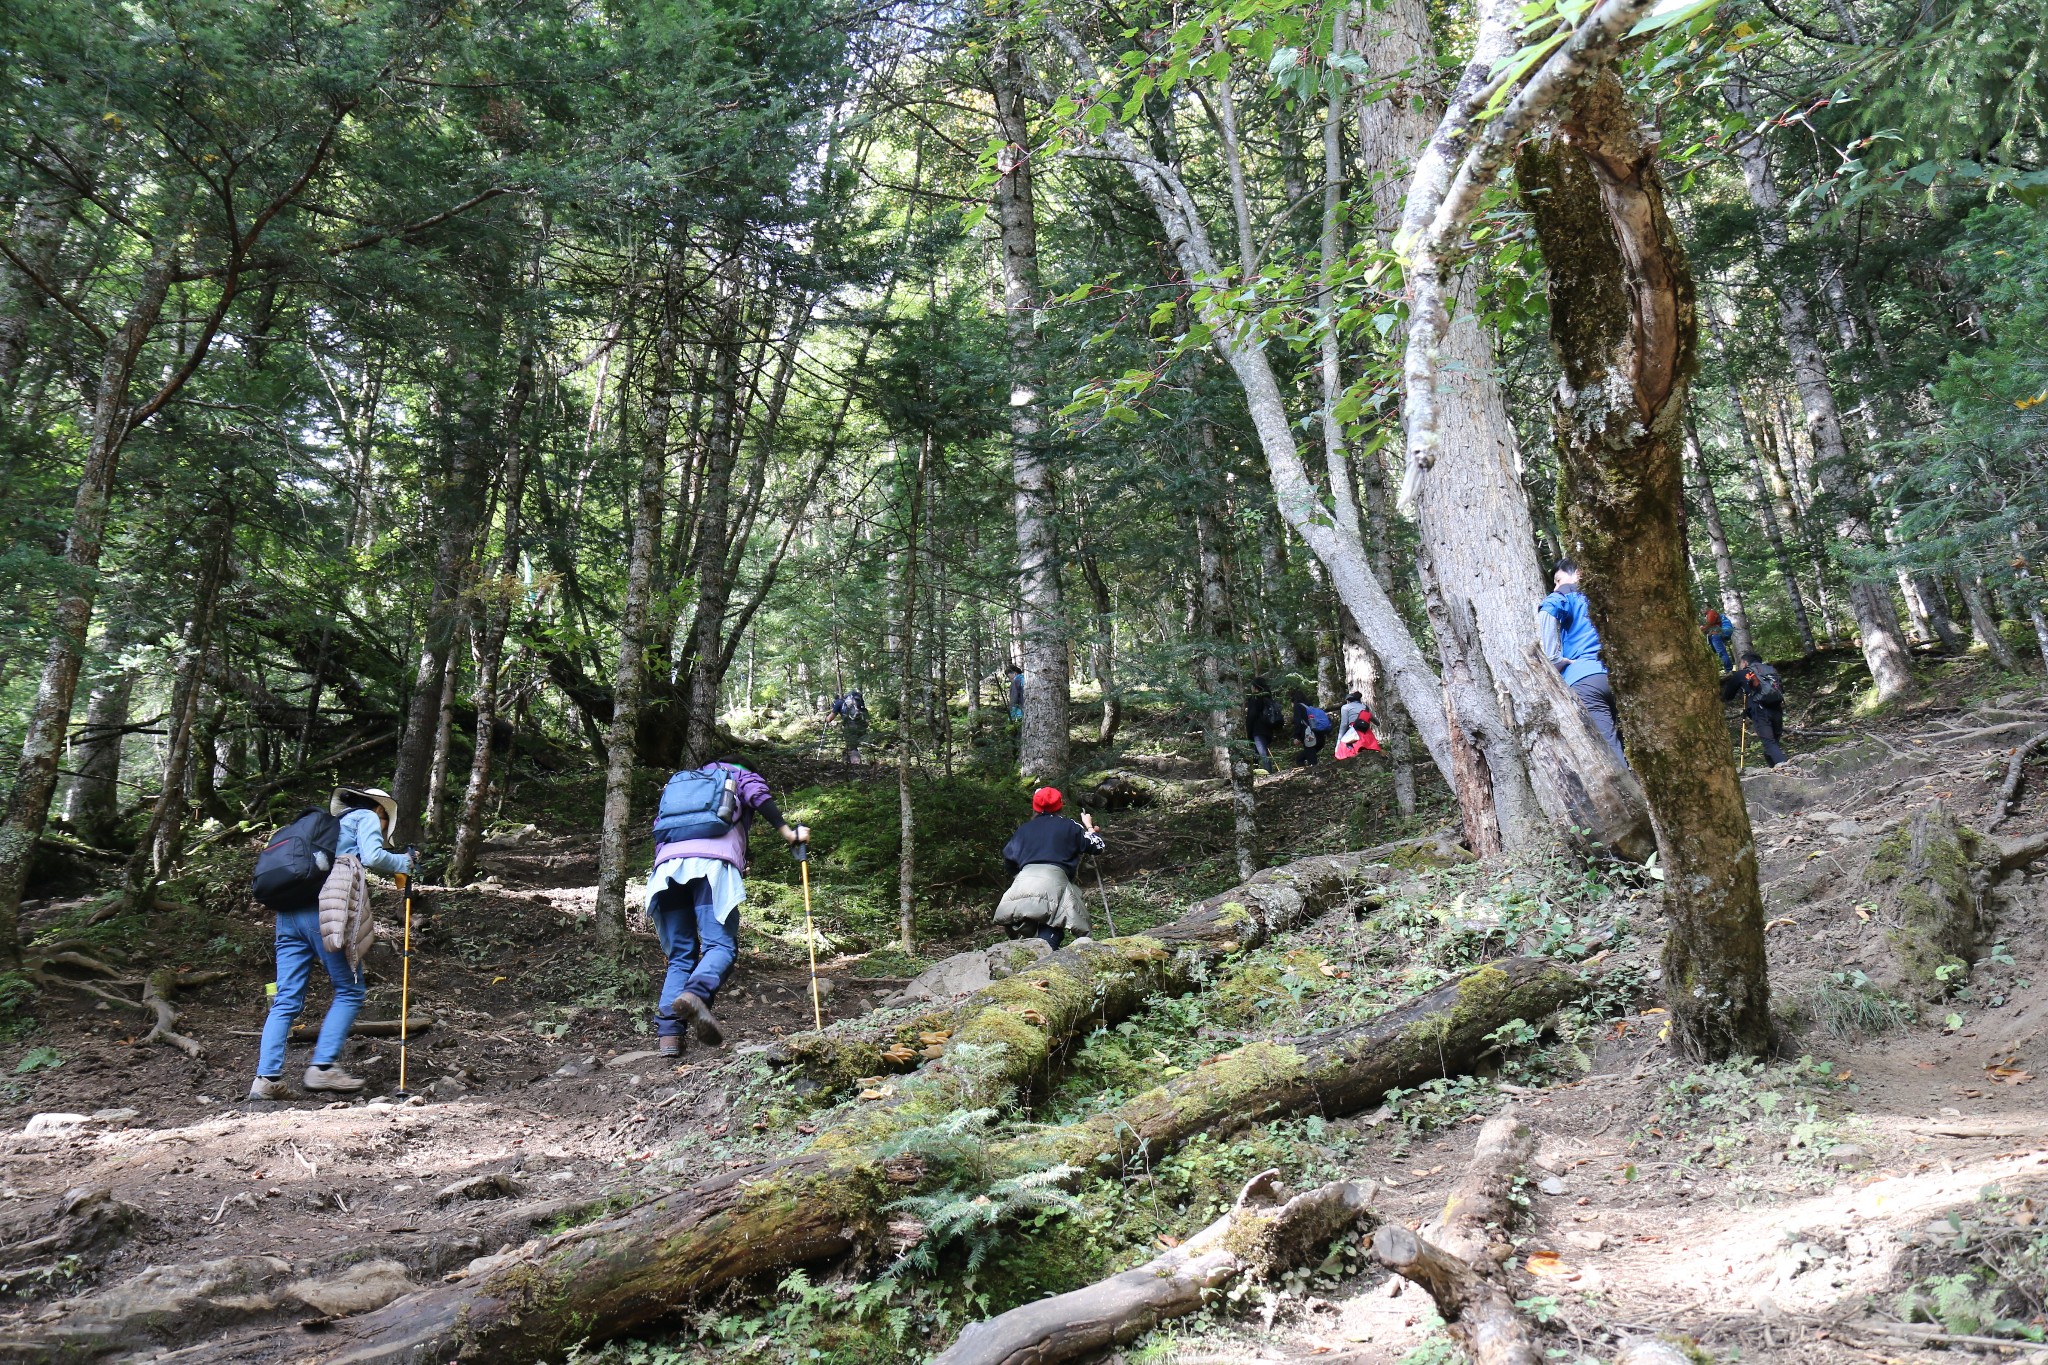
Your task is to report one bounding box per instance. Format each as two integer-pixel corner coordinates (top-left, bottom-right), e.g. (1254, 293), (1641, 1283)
(338, 808), (411, 877)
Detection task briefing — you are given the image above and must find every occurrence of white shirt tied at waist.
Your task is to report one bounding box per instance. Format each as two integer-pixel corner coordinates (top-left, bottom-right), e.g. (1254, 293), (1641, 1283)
(645, 855), (749, 924)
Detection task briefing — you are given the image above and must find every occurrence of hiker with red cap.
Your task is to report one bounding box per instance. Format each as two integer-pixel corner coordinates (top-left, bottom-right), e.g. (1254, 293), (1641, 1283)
(994, 787), (1106, 949)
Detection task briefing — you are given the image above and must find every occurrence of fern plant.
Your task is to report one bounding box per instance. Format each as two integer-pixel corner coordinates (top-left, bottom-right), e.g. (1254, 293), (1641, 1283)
(884, 1164), (1085, 1279)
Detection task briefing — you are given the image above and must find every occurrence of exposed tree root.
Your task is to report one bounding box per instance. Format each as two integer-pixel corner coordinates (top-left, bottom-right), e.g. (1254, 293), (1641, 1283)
(775, 835), (1469, 1092)
(286, 956), (1573, 1364)
(930, 1172), (1375, 1365)
(40, 965), (223, 1059)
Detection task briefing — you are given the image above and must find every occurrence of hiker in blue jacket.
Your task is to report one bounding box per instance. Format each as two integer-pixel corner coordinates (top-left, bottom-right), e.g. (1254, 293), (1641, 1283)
(1290, 687), (1326, 767)
(1538, 560), (1627, 765)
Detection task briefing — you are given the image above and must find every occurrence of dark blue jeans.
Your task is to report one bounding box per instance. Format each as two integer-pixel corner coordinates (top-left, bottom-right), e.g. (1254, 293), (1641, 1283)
(651, 877), (738, 1037)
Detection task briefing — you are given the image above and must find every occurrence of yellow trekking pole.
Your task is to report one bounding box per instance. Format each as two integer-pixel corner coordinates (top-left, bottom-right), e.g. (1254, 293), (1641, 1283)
(395, 851), (417, 1098)
(1738, 716), (1750, 773)
(794, 834), (822, 1031)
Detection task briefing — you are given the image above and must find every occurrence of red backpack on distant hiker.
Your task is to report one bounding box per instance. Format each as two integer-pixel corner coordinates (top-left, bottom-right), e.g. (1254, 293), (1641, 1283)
(1334, 709), (1380, 761)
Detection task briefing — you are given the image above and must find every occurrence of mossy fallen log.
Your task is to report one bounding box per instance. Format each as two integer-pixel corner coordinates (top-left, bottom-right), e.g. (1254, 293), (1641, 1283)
(777, 833), (1471, 1092)
(997, 957), (1581, 1175)
(293, 956), (1567, 1365)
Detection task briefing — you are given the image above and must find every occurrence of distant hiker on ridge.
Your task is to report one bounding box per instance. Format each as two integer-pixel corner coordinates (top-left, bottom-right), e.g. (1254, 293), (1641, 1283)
(1538, 559), (1627, 765)
(247, 785), (413, 1100)
(994, 787), (1104, 950)
(1334, 690), (1379, 761)
(644, 759), (809, 1056)
(833, 689), (869, 765)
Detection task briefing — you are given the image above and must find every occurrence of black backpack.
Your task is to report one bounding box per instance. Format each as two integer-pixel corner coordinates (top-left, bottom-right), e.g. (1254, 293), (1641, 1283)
(1259, 696), (1284, 731)
(1747, 663), (1783, 705)
(251, 808), (340, 910)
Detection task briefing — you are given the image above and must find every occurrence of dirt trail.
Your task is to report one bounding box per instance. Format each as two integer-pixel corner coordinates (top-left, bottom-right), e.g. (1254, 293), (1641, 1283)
(3, 667), (2046, 1363)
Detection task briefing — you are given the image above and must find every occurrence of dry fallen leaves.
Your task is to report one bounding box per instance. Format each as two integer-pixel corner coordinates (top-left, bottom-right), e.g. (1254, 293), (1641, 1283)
(1525, 1250), (1577, 1280)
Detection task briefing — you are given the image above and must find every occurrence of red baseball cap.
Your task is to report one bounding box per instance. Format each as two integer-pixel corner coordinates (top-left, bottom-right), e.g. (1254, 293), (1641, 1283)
(1031, 787), (1063, 815)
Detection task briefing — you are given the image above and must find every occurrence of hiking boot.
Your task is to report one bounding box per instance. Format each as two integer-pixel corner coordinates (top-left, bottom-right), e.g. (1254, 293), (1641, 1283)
(303, 1064), (366, 1094)
(247, 1076), (287, 1101)
(672, 992), (724, 1047)
(658, 1033), (682, 1059)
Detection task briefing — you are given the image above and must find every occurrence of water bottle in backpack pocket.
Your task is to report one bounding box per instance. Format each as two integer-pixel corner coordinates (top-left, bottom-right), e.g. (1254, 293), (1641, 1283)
(652, 767), (741, 843)
(251, 808), (340, 910)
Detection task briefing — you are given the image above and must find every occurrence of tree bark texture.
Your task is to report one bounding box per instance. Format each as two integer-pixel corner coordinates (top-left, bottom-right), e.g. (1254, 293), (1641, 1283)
(63, 615), (137, 849)
(1957, 572), (2020, 671)
(994, 41), (1071, 783)
(1080, 554), (1119, 746)
(932, 1174), (1374, 1365)
(0, 235), (177, 959)
(592, 305), (676, 949)
(1724, 74), (1914, 701)
(1520, 75), (1773, 1061)
(1191, 427), (1258, 881)
(897, 434), (931, 953)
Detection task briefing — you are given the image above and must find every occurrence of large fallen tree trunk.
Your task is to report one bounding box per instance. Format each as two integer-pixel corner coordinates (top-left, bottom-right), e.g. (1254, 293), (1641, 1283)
(293, 956), (1574, 1364)
(931, 1171), (1375, 1365)
(776, 834), (1469, 1092)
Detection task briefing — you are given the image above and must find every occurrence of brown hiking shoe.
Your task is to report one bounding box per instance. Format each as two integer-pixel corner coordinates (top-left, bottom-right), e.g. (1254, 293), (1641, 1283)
(673, 992), (724, 1047)
(658, 1034), (682, 1058)
(303, 1064), (365, 1094)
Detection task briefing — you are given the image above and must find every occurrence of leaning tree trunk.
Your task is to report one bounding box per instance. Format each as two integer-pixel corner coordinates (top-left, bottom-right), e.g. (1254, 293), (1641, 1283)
(0, 236), (177, 961)
(1724, 72), (1914, 702)
(1957, 572), (2020, 671)
(591, 302), (676, 952)
(1520, 72), (1773, 1061)
(994, 36), (1071, 783)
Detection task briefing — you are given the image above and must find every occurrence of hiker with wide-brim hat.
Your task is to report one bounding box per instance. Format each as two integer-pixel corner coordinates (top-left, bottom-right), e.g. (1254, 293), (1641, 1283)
(247, 784), (412, 1101)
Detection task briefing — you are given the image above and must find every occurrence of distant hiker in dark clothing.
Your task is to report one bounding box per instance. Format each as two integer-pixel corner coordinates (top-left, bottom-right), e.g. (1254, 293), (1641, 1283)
(645, 760), (809, 1055)
(1007, 663), (1025, 723)
(1245, 676), (1282, 774)
(1721, 651), (1787, 767)
(1335, 691), (1379, 761)
(1702, 608), (1735, 671)
(833, 690), (869, 764)
(1292, 688), (1332, 767)
(1538, 560), (1627, 765)
(995, 787), (1105, 950)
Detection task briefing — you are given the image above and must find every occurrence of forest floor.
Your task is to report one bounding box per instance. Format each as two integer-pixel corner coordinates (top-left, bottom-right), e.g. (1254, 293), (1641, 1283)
(2, 650), (2046, 1364)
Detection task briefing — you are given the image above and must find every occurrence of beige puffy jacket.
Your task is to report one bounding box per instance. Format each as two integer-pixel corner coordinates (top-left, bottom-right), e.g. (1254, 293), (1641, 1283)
(317, 855), (375, 972)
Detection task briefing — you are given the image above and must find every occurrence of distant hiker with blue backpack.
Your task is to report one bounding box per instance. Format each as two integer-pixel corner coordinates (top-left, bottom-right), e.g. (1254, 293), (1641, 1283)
(1292, 688), (1333, 767)
(1245, 676), (1282, 774)
(247, 785), (413, 1101)
(1538, 559), (1628, 765)
(645, 759), (809, 1056)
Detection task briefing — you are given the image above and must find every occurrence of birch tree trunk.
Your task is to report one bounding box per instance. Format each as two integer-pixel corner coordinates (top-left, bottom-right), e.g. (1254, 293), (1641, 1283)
(994, 37), (1071, 783)
(1724, 73), (1914, 701)
(1359, 0), (1649, 859)
(1520, 73), (1773, 1060)
(449, 335), (536, 886)
(593, 300), (676, 952)
(1684, 417), (1754, 660)
(0, 234), (177, 963)
(1045, 20), (1458, 791)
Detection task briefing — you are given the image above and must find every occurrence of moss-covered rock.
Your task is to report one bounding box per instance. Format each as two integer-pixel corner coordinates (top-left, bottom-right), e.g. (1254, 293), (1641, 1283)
(1866, 802), (1987, 995)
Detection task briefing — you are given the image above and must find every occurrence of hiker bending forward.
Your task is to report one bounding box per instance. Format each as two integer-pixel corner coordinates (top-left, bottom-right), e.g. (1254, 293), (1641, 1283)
(1721, 651), (1788, 767)
(994, 787), (1105, 951)
(249, 786), (412, 1101)
(645, 760), (808, 1055)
